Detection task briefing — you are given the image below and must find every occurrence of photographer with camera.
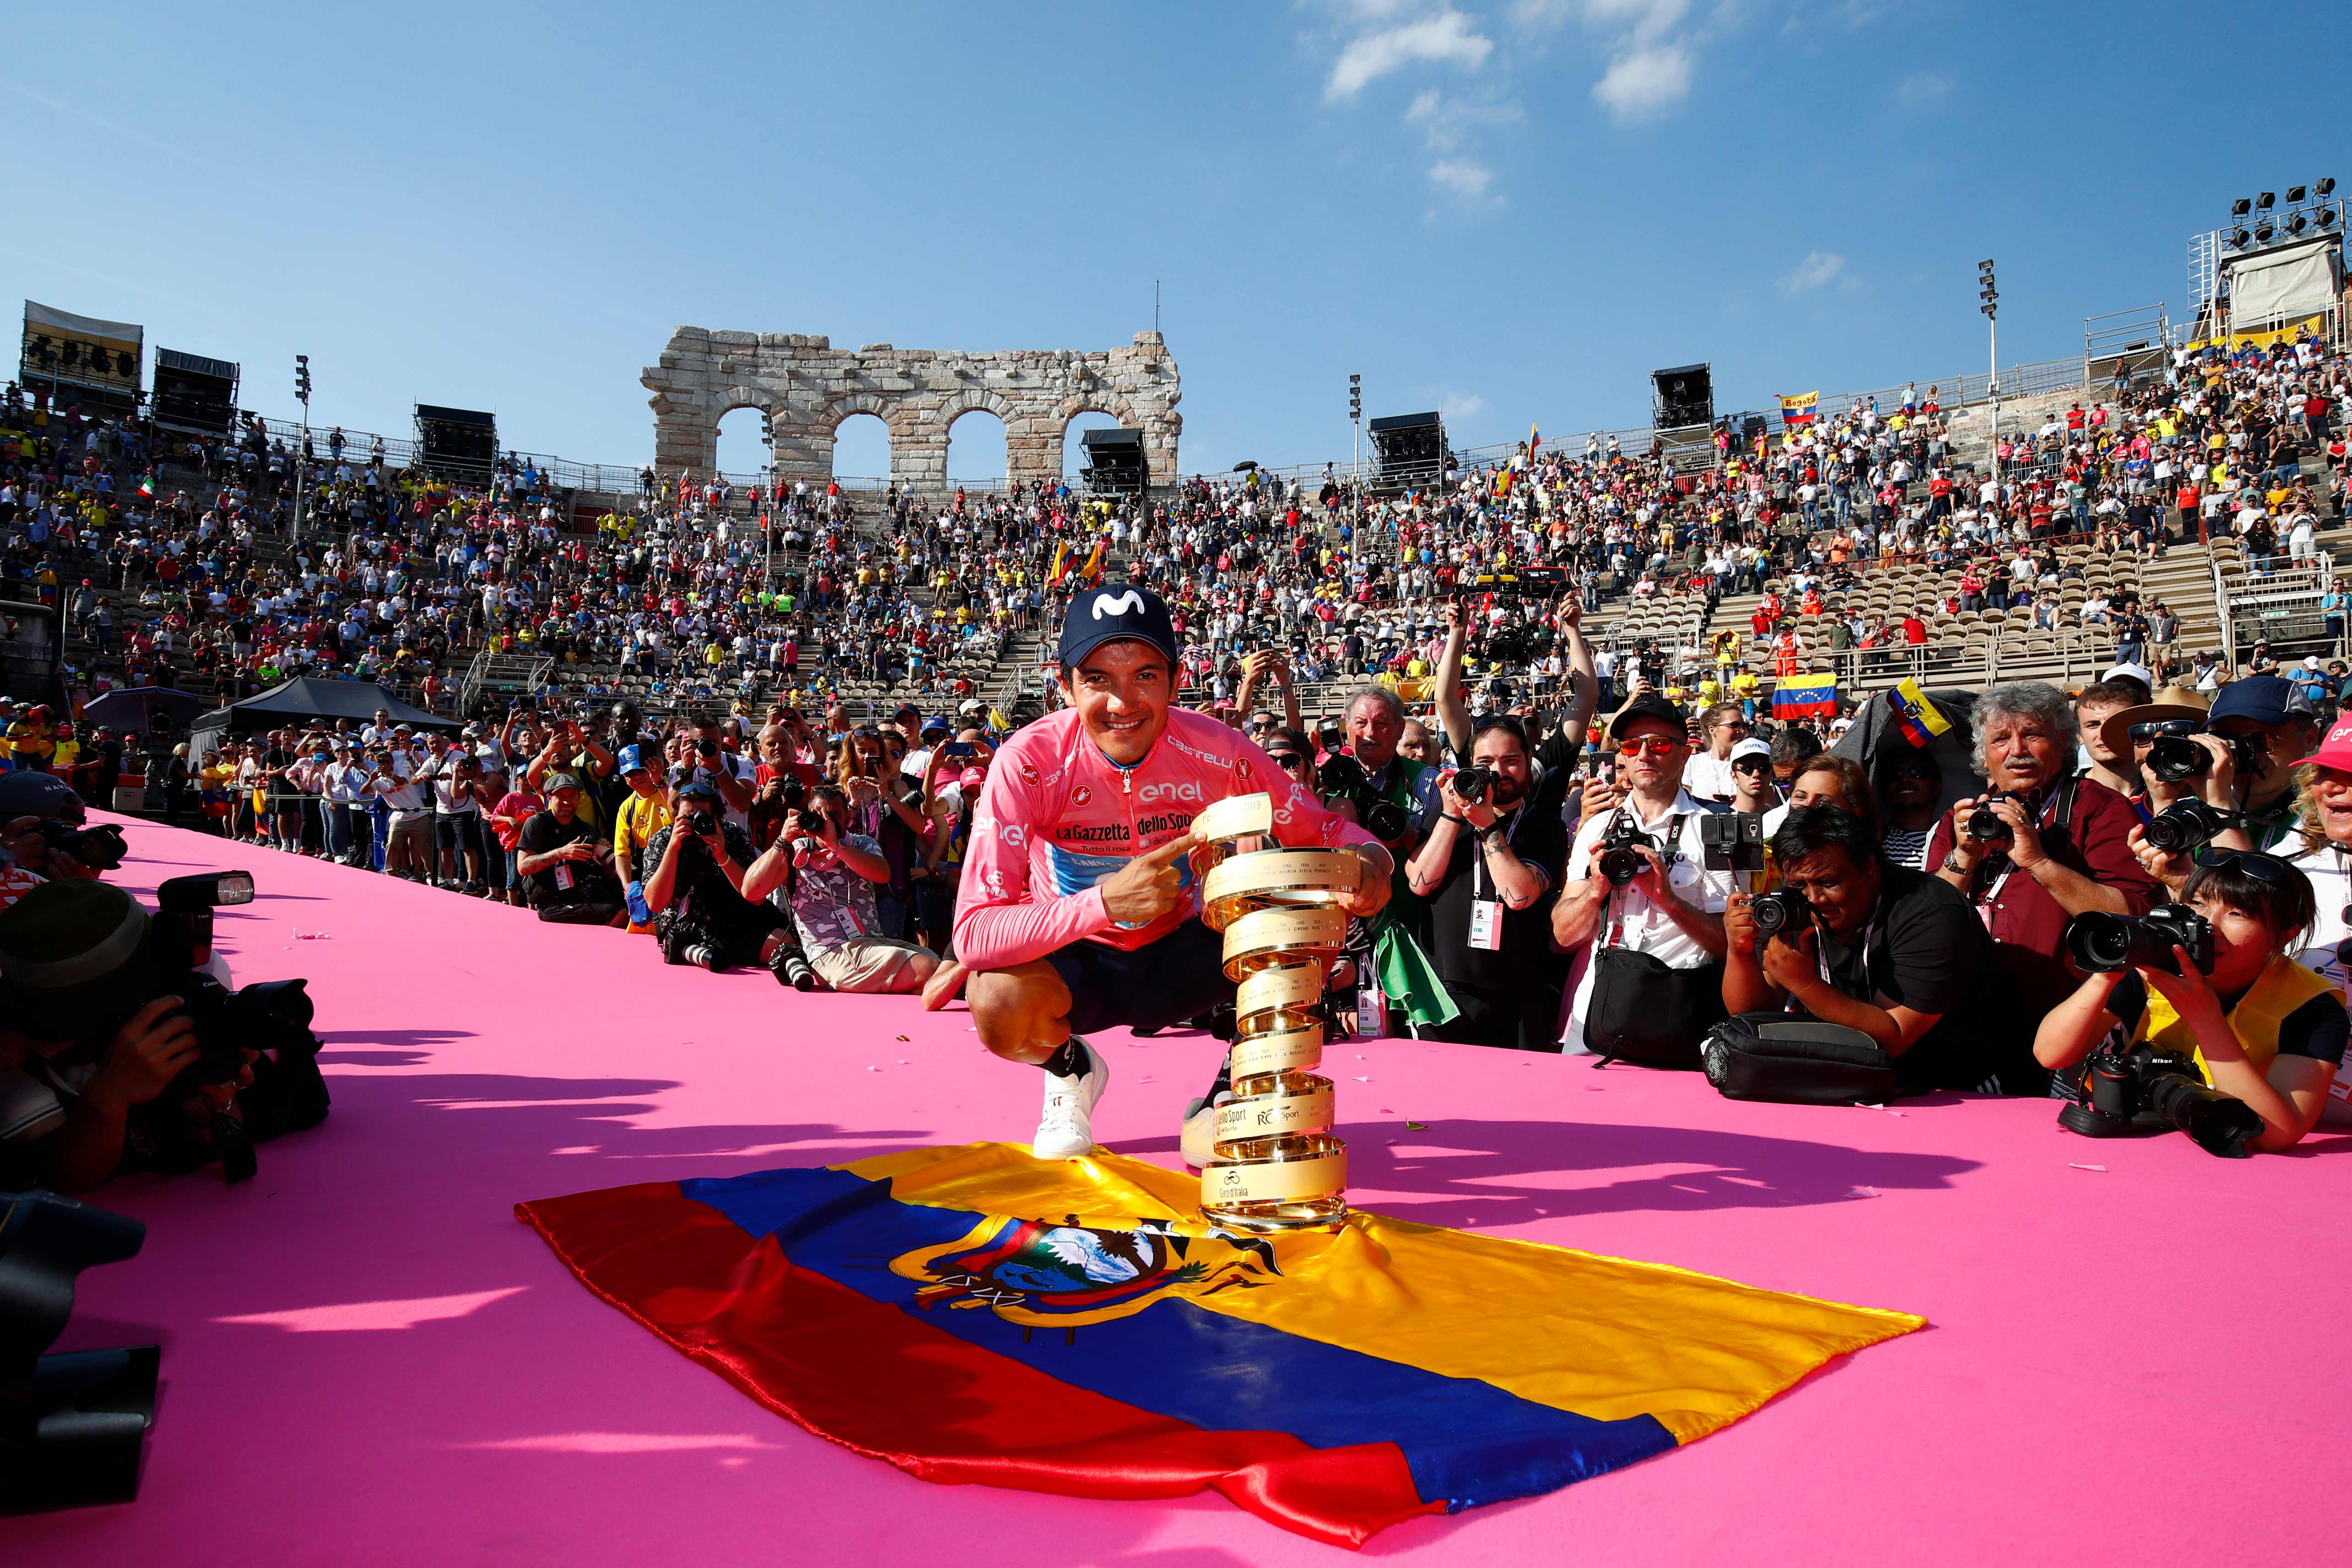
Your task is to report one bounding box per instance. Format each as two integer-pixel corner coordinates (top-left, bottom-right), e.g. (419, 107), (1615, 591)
(2033, 850), (2341, 1153)
(607, 744), (674, 929)
(640, 775), (817, 986)
(515, 774), (627, 926)
(1405, 715), (1564, 1049)
(1554, 694), (1735, 1060)
(1722, 806), (2021, 1092)
(0, 770), (123, 891)
(1931, 682), (2159, 1029)
(742, 783), (936, 994)
(0, 877), (327, 1190)
(1433, 594), (1596, 821)
(2194, 676), (2323, 854)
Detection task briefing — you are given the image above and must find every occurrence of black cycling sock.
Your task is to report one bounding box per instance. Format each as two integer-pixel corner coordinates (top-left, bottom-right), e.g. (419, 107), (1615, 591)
(1200, 1051), (1233, 1104)
(1037, 1038), (1087, 1078)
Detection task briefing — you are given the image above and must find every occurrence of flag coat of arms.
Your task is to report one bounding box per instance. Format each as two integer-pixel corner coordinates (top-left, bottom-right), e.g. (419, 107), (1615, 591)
(519, 1143), (1922, 1547)
(1886, 678), (1951, 749)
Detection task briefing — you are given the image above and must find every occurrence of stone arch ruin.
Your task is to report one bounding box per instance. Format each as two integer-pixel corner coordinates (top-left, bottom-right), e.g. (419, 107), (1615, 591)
(642, 329), (1181, 492)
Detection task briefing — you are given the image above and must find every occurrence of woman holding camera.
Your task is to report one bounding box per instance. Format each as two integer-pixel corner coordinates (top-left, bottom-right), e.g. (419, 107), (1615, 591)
(2032, 850), (2343, 1152)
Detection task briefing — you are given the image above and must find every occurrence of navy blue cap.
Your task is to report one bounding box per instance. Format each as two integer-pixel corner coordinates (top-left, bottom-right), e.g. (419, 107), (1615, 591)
(2208, 675), (2314, 728)
(1058, 585), (1178, 671)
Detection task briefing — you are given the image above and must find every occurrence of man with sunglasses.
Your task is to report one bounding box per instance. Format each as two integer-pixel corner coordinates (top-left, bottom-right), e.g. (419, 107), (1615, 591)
(1554, 694), (1735, 1055)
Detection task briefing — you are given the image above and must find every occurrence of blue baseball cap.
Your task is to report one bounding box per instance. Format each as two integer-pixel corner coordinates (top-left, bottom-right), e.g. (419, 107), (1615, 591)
(617, 744), (650, 775)
(1058, 585), (1178, 672)
(2207, 675), (2314, 728)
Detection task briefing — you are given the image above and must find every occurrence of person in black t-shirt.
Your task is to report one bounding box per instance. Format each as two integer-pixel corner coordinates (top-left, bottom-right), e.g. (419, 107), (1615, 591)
(515, 774), (625, 926)
(1725, 805), (2031, 1093)
(1405, 716), (1566, 1050)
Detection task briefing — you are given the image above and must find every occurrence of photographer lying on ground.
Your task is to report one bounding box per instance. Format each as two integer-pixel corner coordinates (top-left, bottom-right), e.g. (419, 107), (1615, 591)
(1723, 805), (2028, 1094)
(2032, 850), (2341, 1153)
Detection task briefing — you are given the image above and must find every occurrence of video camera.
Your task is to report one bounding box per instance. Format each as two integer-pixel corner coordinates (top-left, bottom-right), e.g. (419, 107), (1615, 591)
(2057, 1042), (2263, 1157)
(2062, 904), (2214, 977)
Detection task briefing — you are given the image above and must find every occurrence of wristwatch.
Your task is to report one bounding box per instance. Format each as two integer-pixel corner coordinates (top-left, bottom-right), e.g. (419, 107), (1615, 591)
(1940, 850), (1970, 874)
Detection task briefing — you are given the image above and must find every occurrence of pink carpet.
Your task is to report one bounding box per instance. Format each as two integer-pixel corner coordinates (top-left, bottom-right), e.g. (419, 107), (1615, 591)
(22, 819), (2349, 1565)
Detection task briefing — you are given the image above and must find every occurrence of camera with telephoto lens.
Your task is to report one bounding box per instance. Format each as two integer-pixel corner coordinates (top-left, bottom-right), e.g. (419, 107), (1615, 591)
(2140, 798), (2237, 856)
(2144, 730), (2259, 784)
(1966, 791), (2016, 841)
(1451, 765), (1496, 804)
(83, 873), (328, 1184)
(2057, 1041), (2264, 1158)
(28, 819), (128, 873)
(1748, 885), (1815, 940)
(1597, 815), (1658, 887)
(1315, 752), (1409, 842)
(2063, 903), (2214, 977)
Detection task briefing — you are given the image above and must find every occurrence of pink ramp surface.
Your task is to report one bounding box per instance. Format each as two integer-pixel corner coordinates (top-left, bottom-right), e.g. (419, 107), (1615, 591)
(20, 820), (2351, 1566)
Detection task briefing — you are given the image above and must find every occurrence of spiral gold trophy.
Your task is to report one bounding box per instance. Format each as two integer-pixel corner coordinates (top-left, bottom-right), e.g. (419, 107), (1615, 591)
(1193, 792), (1357, 1232)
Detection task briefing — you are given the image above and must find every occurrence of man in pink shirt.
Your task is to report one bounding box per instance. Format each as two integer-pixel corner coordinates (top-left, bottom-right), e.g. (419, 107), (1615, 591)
(955, 586), (1393, 1159)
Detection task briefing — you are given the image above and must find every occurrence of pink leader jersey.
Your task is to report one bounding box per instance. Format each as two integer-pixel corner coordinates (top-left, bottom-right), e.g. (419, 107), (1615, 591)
(953, 707), (1379, 971)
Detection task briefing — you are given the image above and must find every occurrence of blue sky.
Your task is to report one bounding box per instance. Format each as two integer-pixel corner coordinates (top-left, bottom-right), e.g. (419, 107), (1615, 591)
(8, 2), (2338, 483)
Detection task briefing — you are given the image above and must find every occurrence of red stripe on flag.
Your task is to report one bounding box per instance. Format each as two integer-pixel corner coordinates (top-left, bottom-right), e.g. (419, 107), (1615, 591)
(517, 1183), (1442, 1548)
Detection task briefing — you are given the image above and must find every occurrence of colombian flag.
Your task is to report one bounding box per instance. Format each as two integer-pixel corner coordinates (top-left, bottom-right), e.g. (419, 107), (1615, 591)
(1046, 541), (1071, 586)
(519, 1142), (1921, 1546)
(1772, 671), (1839, 719)
(1886, 678), (1950, 750)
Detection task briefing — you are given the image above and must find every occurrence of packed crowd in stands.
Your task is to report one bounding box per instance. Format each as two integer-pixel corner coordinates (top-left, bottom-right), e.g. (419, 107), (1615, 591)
(5, 325), (2352, 1190)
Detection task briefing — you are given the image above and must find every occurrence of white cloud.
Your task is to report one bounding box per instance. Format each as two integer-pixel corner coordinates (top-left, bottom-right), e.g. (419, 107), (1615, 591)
(1897, 71), (1951, 103)
(1779, 251), (1847, 293)
(1591, 43), (1692, 119)
(1441, 391), (1488, 422)
(1325, 10), (1493, 100)
(1429, 159), (1496, 197)
(1579, 0), (1692, 44)
(1405, 89), (1524, 152)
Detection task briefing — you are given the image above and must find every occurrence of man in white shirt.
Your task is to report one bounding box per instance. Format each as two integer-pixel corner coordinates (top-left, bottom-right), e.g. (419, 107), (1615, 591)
(1552, 695), (1736, 1054)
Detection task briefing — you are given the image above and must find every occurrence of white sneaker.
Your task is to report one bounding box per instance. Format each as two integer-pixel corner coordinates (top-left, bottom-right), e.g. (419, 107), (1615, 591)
(1179, 1091), (1234, 1170)
(1032, 1038), (1108, 1160)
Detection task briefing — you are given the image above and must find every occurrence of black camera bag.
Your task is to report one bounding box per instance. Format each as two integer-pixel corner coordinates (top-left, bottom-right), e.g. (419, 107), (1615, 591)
(1701, 1012), (1897, 1105)
(1585, 946), (1725, 1070)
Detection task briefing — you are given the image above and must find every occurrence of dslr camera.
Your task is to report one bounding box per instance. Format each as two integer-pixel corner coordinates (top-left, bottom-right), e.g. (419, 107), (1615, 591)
(2144, 729), (2259, 784)
(683, 809), (718, 836)
(2139, 799), (2237, 856)
(2063, 903), (2215, 977)
(1965, 792), (2016, 841)
(1450, 765), (1496, 804)
(1748, 885), (1815, 940)
(1315, 752), (1410, 843)
(2057, 1042), (2264, 1158)
(27, 819), (128, 873)
(1596, 814), (1658, 887)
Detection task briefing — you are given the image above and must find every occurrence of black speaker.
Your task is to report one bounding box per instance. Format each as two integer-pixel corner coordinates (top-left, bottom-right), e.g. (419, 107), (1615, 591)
(1079, 427), (1148, 494)
(1366, 411), (1447, 492)
(1652, 363), (1714, 430)
(415, 404), (498, 482)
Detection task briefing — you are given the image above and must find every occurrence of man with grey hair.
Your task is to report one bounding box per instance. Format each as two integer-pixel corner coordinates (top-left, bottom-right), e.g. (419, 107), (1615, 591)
(1925, 681), (2159, 1078)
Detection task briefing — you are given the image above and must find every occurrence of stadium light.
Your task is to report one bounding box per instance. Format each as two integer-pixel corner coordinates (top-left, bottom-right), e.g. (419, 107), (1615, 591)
(2288, 213), (2308, 235)
(2286, 185), (2307, 203)
(2255, 221), (2275, 243)
(2231, 198), (2252, 217)
(2319, 210), (2341, 230)
(2318, 178), (2337, 197)
(2232, 227), (2252, 247)
(2256, 191), (2276, 210)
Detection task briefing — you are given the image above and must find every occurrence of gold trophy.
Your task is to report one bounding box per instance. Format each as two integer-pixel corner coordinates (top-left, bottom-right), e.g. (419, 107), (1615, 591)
(1193, 793), (1357, 1232)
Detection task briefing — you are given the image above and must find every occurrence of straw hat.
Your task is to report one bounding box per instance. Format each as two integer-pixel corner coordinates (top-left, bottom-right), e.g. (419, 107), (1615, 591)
(2098, 684), (2210, 754)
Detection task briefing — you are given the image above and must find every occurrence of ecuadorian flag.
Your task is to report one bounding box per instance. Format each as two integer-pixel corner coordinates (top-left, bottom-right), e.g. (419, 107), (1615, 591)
(1886, 678), (1951, 750)
(519, 1143), (1921, 1546)
(1772, 671), (1839, 719)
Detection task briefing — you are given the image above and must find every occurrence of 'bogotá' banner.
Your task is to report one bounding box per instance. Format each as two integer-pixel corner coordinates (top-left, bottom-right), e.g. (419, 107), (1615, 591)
(1778, 390), (1819, 426)
(21, 300), (144, 399)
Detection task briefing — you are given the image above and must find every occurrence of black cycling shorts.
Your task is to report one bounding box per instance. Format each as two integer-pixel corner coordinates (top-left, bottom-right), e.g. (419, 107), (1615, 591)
(1045, 919), (1229, 1036)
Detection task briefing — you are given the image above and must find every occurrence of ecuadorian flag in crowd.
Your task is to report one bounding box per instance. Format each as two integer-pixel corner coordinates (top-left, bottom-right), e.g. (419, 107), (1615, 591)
(520, 1143), (1921, 1546)
(1772, 671), (1839, 720)
(1886, 678), (1951, 749)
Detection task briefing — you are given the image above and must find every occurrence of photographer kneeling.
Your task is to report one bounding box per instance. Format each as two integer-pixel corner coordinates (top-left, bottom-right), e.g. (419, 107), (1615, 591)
(515, 774), (627, 926)
(1724, 806), (2025, 1093)
(742, 783), (936, 994)
(2033, 850), (2341, 1153)
(642, 775), (818, 988)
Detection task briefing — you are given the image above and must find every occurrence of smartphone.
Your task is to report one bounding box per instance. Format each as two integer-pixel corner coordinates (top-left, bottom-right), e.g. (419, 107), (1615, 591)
(942, 741), (974, 759)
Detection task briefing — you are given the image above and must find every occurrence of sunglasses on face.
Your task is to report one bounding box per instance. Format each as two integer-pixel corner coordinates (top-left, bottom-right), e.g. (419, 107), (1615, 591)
(1266, 751), (1310, 770)
(2127, 720), (2199, 741)
(1617, 737), (1678, 758)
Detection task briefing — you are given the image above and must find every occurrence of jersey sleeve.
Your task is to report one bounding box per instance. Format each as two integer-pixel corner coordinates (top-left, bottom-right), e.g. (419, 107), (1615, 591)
(952, 739), (1110, 971)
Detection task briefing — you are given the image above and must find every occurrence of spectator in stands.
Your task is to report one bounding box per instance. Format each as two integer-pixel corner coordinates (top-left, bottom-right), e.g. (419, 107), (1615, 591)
(1929, 682), (2159, 1048)
(514, 775), (625, 926)
(1872, 745), (1943, 871)
(1680, 704), (1749, 805)
(743, 783), (936, 994)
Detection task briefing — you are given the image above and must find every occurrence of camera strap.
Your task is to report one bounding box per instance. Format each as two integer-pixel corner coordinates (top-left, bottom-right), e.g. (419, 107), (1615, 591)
(1600, 806), (1687, 953)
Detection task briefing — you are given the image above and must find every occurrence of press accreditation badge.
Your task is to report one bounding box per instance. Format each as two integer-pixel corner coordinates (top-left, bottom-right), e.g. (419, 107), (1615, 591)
(553, 862), (574, 891)
(1468, 898), (1504, 951)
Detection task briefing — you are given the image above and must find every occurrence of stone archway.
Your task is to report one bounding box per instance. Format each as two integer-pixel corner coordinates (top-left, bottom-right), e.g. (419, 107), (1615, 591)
(642, 330), (1181, 492)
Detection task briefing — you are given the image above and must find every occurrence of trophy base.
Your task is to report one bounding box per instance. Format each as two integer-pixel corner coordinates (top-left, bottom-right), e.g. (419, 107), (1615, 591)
(1197, 1196), (1351, 1233)
(1198, 1133), (1348, 1232)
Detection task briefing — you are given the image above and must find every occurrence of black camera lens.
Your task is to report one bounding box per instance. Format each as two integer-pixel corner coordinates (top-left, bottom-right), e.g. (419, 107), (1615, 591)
(1749, 886), (1813, 938)
(1965, 796), (2012, 841)
(2142, 799), (2230, 855)
(2144, 735), (2210, 783)
(1453, 765), (1493, 803)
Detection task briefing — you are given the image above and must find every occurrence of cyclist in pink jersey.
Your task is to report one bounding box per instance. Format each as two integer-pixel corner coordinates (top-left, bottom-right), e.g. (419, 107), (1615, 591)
(952, 585), (1392, 1159)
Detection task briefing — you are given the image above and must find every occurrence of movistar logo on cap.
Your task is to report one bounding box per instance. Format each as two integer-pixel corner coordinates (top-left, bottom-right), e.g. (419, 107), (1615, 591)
(1092, 590), (1146, 619)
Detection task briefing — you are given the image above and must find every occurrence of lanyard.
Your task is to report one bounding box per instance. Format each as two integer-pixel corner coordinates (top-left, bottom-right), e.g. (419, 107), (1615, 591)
(1971, 783), (2066, 918)
(1600, 808), (1686, 951)
(1470, 803), (1530, 902)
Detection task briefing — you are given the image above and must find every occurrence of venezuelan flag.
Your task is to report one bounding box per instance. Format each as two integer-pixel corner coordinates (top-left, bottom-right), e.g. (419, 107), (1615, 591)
(519, 1143), (1920, 1546)
(1886, 678), (1950, 750)
(1772, 672), (1839, 719)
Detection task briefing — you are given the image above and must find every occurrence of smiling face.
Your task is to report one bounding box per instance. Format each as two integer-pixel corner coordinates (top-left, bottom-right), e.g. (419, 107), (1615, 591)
(1060, 640), (1172, 767)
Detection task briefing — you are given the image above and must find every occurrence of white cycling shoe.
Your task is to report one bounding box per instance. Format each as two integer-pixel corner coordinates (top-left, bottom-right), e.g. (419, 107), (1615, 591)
(1032, 1037), (1108, 1160)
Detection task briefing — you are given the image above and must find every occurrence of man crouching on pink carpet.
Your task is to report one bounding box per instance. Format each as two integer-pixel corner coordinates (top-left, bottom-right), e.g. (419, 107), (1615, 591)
(943, 585), (1391, 1163)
